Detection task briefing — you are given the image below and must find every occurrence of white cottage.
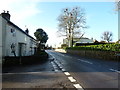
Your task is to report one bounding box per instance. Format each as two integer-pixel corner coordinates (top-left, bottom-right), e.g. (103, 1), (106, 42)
(0, 11), (37, 61)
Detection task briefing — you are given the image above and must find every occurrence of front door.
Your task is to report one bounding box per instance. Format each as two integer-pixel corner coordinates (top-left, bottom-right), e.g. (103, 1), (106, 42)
(18, 43), (22, 57)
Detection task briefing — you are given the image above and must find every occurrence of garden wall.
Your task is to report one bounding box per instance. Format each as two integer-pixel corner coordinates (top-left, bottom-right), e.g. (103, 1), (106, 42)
(3, 52), (48, 66)
(66, 50), (119, 61)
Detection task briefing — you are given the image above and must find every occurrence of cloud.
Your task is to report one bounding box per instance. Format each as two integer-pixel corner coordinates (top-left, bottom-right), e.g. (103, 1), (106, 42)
(0, 0), (41, 28)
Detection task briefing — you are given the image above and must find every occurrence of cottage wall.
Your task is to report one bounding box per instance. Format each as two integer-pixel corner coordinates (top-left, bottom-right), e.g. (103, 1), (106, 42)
(0, 15), (37, 57)
(5, 23), (36, 56)
(0, 16), (7, 58)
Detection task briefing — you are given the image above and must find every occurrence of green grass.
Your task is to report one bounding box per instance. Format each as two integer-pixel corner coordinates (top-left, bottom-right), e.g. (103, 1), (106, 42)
(66, 44), (120, 52)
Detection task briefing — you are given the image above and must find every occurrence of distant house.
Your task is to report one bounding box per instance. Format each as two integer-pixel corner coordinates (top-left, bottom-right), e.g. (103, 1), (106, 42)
(63, 37), (94, 46)
(75, 37), (94, 44)
(0, 11), (37, 62)
(63, 38), (80, 46)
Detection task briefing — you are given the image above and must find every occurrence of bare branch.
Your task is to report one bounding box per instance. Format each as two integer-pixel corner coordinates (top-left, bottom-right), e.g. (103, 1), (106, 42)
(101, 31), (113, 43)
(57, 6), (88, 47)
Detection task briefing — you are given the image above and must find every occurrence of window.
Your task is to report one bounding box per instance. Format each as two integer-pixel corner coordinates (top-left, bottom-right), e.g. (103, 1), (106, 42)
(11, 28), (16, 37)
(11, 29), (14, 33)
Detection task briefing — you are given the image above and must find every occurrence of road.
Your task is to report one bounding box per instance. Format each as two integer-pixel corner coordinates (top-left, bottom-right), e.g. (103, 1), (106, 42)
(2, 50), (119, 89)
(46, 50), (119, 89)
(2, 54), (74, 89)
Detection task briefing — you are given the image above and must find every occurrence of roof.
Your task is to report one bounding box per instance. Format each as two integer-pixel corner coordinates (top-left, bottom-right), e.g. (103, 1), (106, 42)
(64, 37), (89, 40)
(76, 38), (94, 43)
(1, 15), (36, 41)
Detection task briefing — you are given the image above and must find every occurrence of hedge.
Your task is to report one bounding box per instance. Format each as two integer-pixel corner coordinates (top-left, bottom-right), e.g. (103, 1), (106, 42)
(66, 44), (120, 52)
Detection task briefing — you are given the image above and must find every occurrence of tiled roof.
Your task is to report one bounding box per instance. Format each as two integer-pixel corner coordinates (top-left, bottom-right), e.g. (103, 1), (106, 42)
(1, 15), (36, 41)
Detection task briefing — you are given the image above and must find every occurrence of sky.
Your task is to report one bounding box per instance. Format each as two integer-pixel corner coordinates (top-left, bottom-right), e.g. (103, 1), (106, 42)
(0, 0), (118, 47)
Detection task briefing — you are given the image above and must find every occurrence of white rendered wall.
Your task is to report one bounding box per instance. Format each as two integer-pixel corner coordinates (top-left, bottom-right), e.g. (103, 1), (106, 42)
(5, 23), (36, 56)
(1, 17), (7, 58)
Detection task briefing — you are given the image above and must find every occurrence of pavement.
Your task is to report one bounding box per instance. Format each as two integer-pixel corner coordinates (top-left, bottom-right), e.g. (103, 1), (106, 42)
(2, 54), (75, 89)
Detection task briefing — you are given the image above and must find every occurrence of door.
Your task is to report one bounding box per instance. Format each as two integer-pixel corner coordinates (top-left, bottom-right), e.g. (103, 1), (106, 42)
(18, 43), (22, 57)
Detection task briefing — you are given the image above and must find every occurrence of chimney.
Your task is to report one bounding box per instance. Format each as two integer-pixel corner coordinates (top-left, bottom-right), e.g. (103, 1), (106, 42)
(1, 10), (11, 20)
(25, 28), (29, 34)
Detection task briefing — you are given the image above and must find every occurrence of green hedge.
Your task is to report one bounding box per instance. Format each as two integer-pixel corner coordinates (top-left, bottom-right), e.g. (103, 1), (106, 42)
(66, 44), (120, 52)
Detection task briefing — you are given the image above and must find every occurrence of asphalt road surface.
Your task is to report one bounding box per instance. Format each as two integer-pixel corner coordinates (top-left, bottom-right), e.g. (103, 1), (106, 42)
(46, 50), (119, 89)
(2, 54), (74, 89)
(2, 50), (119, 89)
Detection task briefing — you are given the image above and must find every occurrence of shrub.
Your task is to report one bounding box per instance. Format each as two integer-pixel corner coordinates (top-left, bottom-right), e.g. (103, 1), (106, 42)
(66, 44), (120, 52)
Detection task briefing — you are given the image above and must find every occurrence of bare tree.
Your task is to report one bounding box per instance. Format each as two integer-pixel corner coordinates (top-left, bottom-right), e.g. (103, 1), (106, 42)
(101, 31), (113, 43)
(57, 7), (87, 47)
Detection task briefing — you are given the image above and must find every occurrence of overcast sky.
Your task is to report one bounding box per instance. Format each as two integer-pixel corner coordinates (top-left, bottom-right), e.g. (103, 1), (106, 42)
(0, 0), (118, 47)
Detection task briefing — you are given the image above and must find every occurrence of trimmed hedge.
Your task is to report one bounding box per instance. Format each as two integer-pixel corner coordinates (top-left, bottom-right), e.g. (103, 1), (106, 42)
(66, 44), (120, 52)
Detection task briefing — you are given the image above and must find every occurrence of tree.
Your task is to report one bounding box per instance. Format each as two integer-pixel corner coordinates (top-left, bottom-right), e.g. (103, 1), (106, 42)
(101, 31), (113, 43)
(34, 28), (48, 51)
(57, 7), (87, 47)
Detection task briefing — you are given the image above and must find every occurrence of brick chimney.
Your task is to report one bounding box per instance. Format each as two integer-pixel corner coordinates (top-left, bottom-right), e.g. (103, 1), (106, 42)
(25, 28), (29, 34)
(1, 10), (11, 20)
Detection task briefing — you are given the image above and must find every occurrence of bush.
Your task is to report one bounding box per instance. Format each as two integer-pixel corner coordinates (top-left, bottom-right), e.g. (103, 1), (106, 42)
(66, 44), (120, 52)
